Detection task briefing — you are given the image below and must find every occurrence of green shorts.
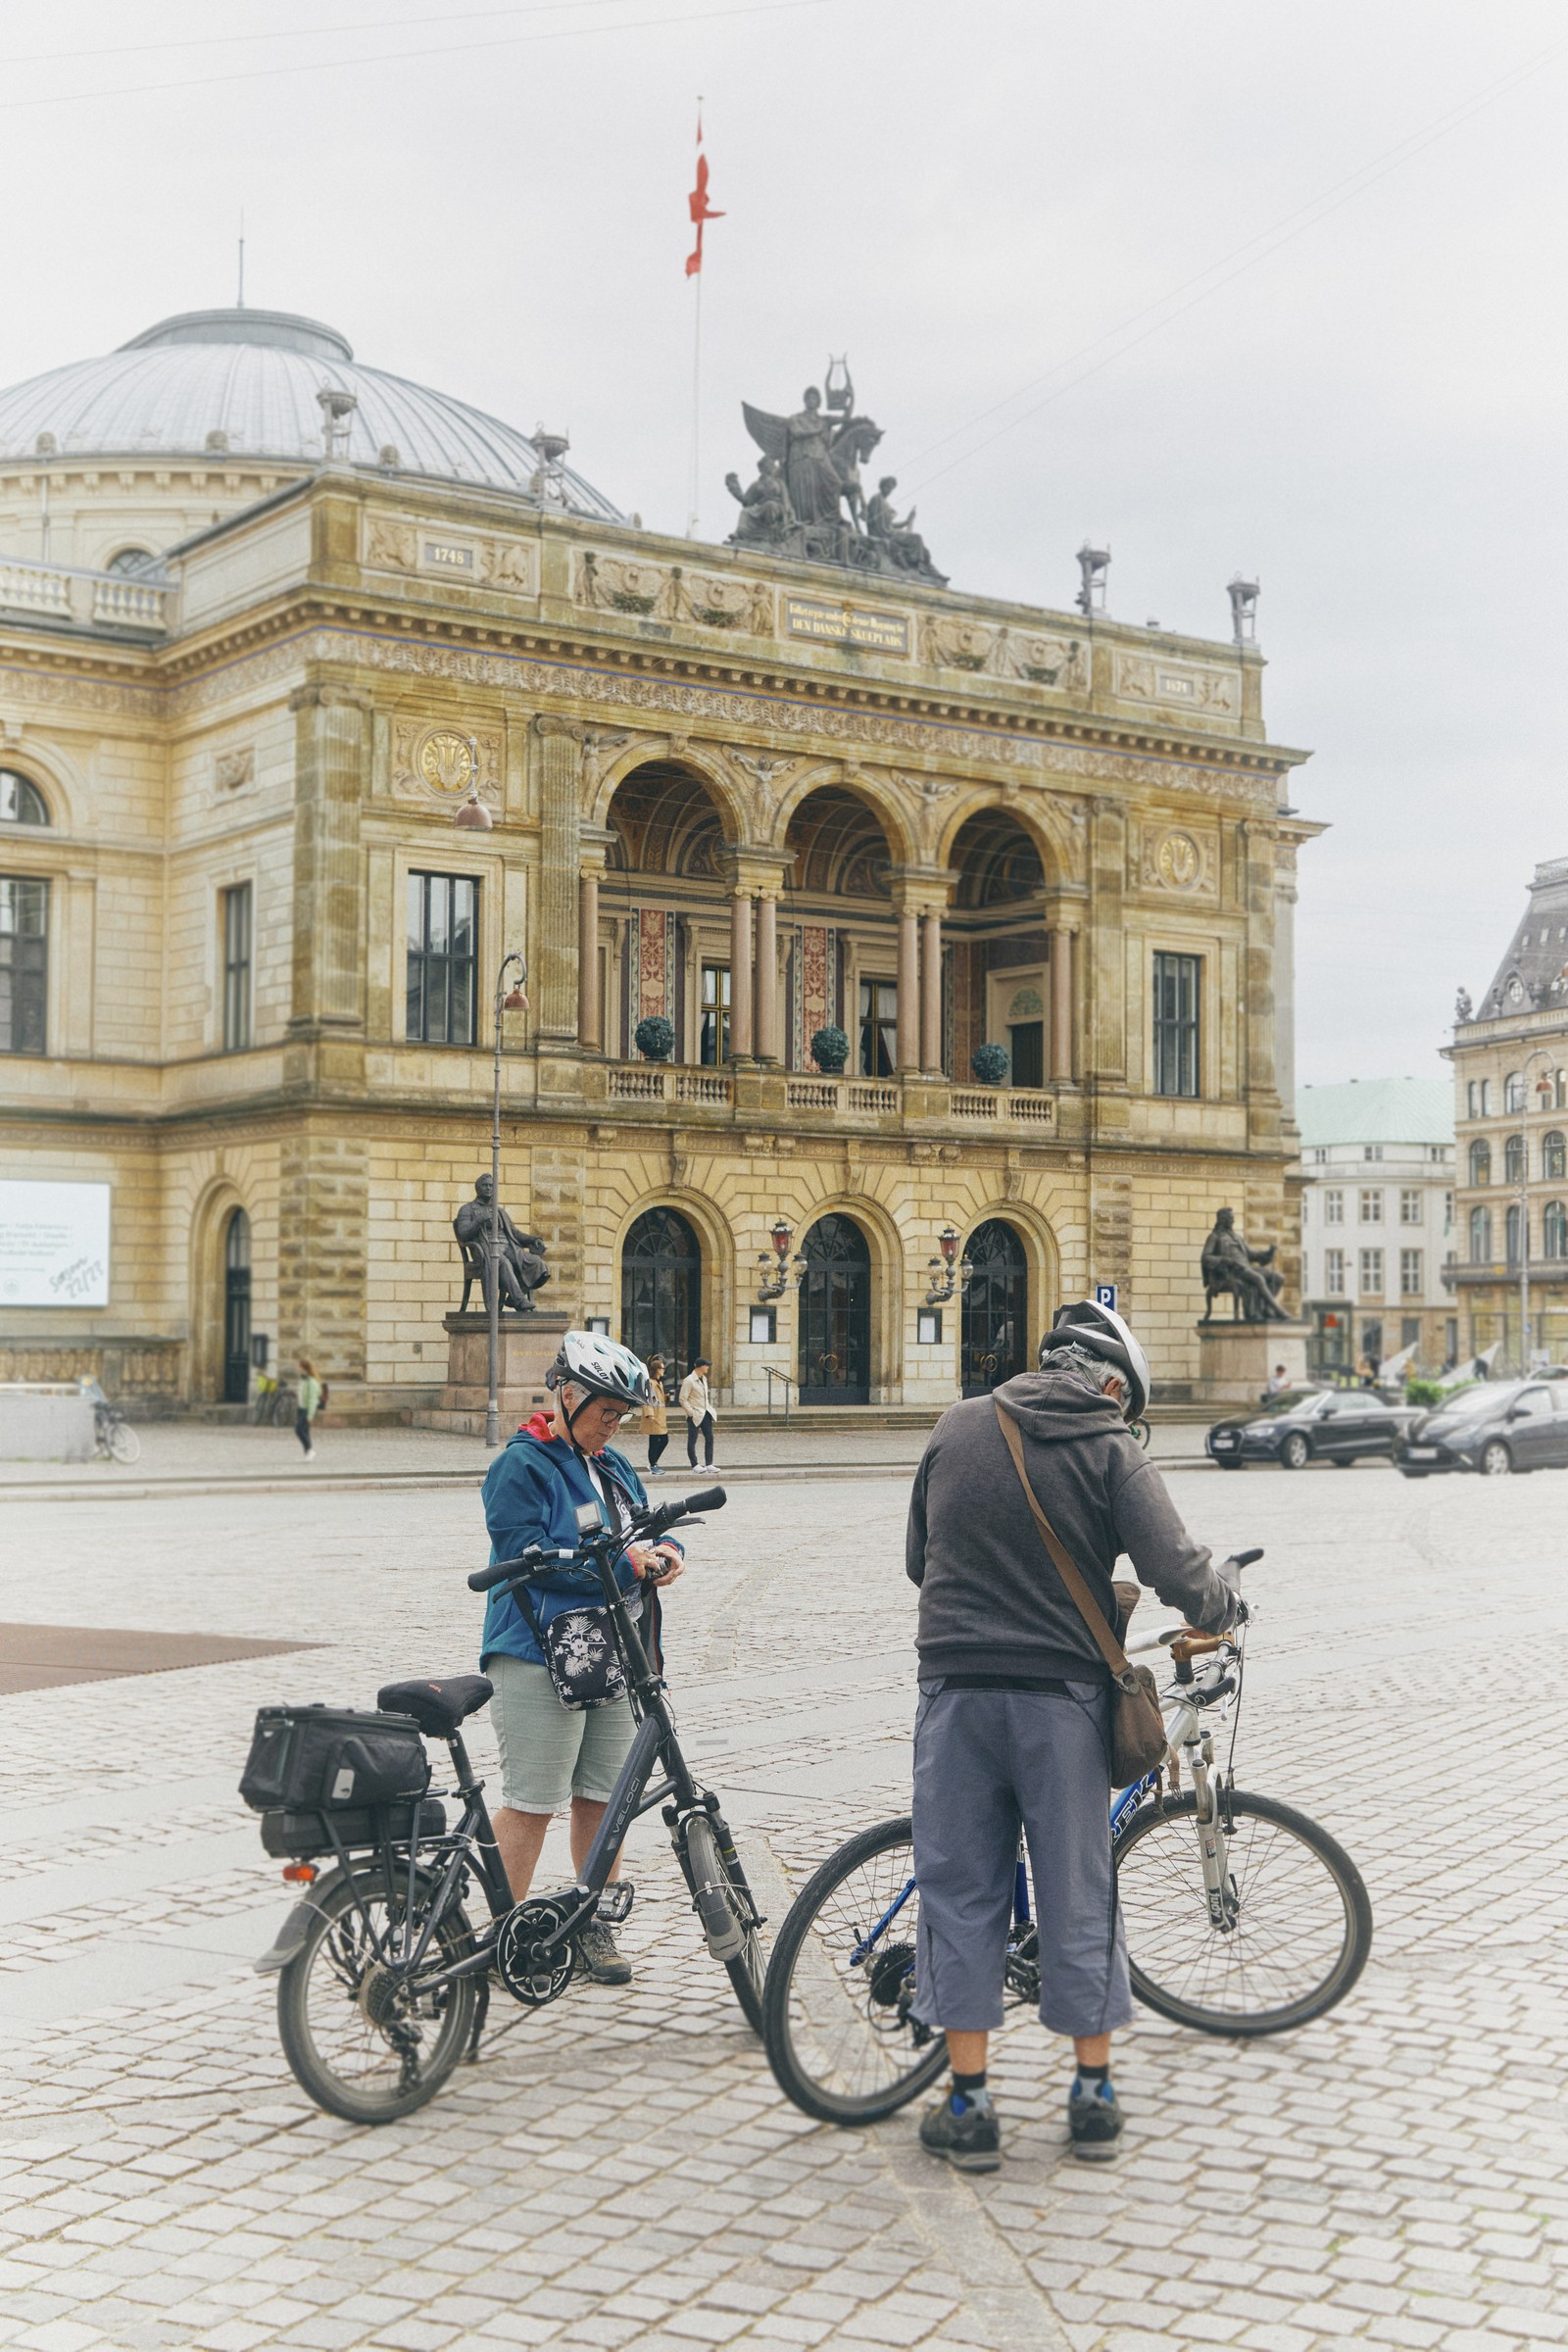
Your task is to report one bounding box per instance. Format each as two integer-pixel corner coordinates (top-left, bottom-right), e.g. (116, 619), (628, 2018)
(487, 1654), (640, 1813)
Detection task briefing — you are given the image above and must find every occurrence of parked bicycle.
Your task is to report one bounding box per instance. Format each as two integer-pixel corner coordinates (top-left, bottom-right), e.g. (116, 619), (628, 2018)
(761, 1548), (1373, 2124)
(243, 1484), (767, 2125)
(252, 1370), (297, 1427)
(79, 1376), (140, 1463)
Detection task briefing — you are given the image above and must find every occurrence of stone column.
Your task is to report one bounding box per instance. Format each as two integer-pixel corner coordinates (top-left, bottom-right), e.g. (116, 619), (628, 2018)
(287, 684), (369, 1045)
(730, 889), (754, 1059)
(755, 892), (779, 1061)
(920, 910), (943, 1074)
(533, 718), (582, 1048)
(1274, 849), (1298, 1124)
(897, 906), (919, 1073)
(577, 871), (600, 1050)
(1051, 925), (1076, 1082)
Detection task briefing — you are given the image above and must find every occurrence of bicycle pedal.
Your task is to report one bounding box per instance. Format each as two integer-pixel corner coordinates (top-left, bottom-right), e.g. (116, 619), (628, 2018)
(597, 1881), (635, 1925)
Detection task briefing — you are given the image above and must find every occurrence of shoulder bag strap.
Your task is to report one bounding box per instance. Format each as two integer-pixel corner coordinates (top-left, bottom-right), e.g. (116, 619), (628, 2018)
(993, 1398), (1132, 1682)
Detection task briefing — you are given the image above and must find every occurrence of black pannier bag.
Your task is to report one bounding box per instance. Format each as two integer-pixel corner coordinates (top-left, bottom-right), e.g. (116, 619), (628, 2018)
(240, 1704), (429, 1815)
(260, 1796), (448, 1860)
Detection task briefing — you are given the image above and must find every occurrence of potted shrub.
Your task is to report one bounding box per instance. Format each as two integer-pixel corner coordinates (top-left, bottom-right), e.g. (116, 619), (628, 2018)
(634, 1014), (674, 1062)
(970, 1042), (1010, 1087)
(810, 1024), (850, 1074)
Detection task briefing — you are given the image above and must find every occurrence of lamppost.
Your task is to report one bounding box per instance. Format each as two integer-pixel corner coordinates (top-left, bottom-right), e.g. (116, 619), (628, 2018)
(1516, 1051), (1555, 1374)
(925, 1226), (962, 1305)
(757, 1218), (793, 1301)
(484, 955), (529, 1445)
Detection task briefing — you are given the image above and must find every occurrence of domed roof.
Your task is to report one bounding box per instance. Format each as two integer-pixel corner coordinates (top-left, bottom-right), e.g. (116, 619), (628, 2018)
(0, 307), (623, 519)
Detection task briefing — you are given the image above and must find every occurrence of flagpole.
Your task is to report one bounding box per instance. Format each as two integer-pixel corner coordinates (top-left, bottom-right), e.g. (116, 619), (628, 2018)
(687, 262), (703, 538)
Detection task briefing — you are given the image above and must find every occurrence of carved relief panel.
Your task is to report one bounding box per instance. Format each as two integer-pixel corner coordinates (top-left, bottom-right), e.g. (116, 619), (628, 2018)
(1113, 654), (1237, 717)
(390, 719), (503, 809)
(362, 514), (538, 595)
(920, 614), (1088, 690)
(1127, 816), (1219, 903)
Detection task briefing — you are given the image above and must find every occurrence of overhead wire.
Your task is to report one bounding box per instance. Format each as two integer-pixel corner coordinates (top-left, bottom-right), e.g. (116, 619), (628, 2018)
(0, 0), (654, 73)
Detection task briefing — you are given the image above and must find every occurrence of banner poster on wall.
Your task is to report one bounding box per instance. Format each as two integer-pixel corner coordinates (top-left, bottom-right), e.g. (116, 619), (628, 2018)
(0, 1180), (111, 1307)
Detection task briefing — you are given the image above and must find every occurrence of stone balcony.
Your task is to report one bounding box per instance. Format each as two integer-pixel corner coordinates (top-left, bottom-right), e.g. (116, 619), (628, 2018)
(0, 555), (169, 637)
(593, 1057), (1058, 1134)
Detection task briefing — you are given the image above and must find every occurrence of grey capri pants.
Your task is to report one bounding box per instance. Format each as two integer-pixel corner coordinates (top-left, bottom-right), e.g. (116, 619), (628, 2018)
(910, 1680), (1135, 2039)
(489, 1655), (640, 1813)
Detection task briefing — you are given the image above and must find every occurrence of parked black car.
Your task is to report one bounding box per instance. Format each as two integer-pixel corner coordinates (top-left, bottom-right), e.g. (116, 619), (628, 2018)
(1206, 1385), (1415, 1470)
(1395, 1379), (1568, 1477)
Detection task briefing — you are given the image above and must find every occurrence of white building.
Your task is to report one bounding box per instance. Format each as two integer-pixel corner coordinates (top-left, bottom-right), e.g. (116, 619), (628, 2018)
(1298, 1078), (1455, 1376)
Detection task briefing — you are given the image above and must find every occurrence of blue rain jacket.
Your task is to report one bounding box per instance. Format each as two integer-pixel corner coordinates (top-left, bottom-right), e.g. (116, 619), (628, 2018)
(478, 1424), (658, 1670)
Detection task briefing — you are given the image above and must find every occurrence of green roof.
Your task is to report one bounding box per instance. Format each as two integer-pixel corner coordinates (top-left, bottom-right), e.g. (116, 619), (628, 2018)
(1297, 1078), (1453, 1149)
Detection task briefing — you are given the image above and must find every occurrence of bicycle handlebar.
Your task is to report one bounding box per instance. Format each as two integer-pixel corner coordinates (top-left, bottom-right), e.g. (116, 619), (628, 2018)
(466, 1485), (727, 1594)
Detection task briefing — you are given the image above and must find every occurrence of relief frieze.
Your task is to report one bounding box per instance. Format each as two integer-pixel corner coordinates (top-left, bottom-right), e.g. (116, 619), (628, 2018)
(362, 514), (538, 596)
(919, 613), (1088, 691)
(575, 550), (772, 635)
(1114, 653), (1237, 717)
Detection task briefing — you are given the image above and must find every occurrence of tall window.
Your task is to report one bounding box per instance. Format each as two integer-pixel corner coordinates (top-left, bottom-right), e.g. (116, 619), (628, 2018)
(1544, 1200), (1567, 1260)
(1469, 1139), (1491, 1187)
(1469, 1205), (1492, 1263)
(407, 872), (477, 1045)
(1467, 1080), (1478, 1116)
(1324, 1249), (1345, 1296)
(699, 964), (730, 1065)
(1544, 1130), (1566, 1182)
(1323, 1189), (1344, 1225)
(0, 876), (47, 1054)
(0, 769), (49, 827)
(1152, 953), (1200, 1097)
(1504, 1071), (1526, 1112)
(1359, 1248), (1384, 1297)
(858, 977), (898, 1077)
(1504, 1133), (1525, 1186)
(1399, 1189), (1422, 1225)
(220, 883), (252, 1052)
(1359, 1190), (1383, 1223)
(1399, 1248), (1423, 1296)
(1480, 1078), (1492, 1115)
(1506, 1203), (1524, 1265)
(1363, 1145), (1384, 1162)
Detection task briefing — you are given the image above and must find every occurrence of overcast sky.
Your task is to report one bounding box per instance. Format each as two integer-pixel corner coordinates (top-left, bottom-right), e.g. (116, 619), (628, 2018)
(3, 0), (1561, 1093)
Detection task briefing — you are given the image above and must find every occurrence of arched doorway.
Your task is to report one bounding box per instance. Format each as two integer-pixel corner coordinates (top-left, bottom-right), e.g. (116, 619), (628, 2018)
(961, 1219), (1029, 1395)
(621, 1207), (702, 1384)
(797, 1214), (871, 1403)
(222, 1209), (252, 1403)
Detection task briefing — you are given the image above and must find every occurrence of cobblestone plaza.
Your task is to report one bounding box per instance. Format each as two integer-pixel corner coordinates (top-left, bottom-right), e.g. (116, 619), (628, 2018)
(1, 1460), (1565, 2352)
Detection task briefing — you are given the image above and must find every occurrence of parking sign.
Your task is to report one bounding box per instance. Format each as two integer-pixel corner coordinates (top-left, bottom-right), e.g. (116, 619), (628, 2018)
(1093, 1282), (1117, 1313)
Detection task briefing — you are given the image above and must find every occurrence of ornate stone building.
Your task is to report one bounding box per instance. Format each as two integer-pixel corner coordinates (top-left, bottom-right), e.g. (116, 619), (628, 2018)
(1446, 856), (1568, 1371)
(0, 307), (1314, 1414)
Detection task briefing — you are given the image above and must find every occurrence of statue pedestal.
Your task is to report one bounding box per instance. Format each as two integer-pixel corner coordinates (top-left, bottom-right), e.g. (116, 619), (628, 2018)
(416, 1311), (570, 1438)
(1194, 1318), (1312, 1410)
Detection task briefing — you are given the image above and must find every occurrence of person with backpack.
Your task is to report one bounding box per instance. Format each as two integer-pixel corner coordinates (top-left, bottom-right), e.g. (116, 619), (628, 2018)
(295, 1359), (325, 1461)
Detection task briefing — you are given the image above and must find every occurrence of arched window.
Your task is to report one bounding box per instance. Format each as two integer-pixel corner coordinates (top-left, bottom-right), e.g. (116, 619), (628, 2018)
(1505, 1203), (1524, 1265)
(106, 547), (158, 576)
(960, 1220), (1029, 1396)
(1504, 1133), (1525, 1186)
(1543, 1201), (1568, 1260)
(1543, 1130), (1566, 1182)
(0, 770), (49, 826)
(222, 1209), (252, 1404)
(797, 1214), (871, 1403)
(1480, 1079), (1492, 1115)
(1504, 1071), (1526, 1112)
(1468, 1139), (1491, 1187)
(620, 1207), (702, 1384)
(1468, 1205), (1492, 1264)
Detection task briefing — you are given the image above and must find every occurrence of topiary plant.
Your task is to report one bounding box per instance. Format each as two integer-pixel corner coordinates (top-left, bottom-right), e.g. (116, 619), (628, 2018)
(970, 1042), (1010, 1086)
(634, 1014), (675, 1062)
(1404, 1378), (1444, 1408)
(810, 1024), (850, 1073)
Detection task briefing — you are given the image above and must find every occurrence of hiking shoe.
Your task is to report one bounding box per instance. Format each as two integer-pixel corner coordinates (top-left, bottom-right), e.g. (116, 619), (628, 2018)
(578, 1921), (632, 1985)
(1067, 2076), (1123, 2162)
(918, 2087), (1001, 2173)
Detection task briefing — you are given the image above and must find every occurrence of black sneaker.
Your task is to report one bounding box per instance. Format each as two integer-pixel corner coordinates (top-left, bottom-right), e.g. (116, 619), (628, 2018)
(918, 2087), (1001, 2173)
(1067, 2076), (1123, 2162)
(578, 1922), (632, 1985)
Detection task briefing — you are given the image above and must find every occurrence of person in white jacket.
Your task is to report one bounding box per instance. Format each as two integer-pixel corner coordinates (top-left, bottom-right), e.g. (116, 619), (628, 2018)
(678, 1358), (717, 1470)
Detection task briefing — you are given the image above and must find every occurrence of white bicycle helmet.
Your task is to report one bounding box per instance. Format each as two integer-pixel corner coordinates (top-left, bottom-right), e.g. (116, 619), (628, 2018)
(1038, 1298), (1151, 1424)
(547, 1330), (654, 1412)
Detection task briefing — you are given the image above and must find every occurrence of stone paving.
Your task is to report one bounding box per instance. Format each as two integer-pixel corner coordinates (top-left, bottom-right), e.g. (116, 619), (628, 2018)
(0, 1459), (1565, 2351)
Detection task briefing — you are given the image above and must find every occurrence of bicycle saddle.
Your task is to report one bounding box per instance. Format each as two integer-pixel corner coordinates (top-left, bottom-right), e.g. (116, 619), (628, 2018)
(375, 1675), (493, 1739)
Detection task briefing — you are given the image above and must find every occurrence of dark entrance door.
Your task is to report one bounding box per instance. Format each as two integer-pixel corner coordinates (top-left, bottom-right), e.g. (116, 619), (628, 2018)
(797, 1214), (871, 1403)
(222, 1209), (252, 1403)
(621, 1207), (702, 1384)
(960, 1219), (1028, 1395)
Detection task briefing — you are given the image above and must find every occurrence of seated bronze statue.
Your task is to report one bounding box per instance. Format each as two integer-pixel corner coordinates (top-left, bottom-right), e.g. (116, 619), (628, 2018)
(1200, 1205), (1288, 1323)
(454, 1174), (550, 1314)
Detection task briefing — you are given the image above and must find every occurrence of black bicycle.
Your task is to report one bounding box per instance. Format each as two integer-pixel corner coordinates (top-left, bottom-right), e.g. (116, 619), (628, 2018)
(250, 1484), (766, 2125)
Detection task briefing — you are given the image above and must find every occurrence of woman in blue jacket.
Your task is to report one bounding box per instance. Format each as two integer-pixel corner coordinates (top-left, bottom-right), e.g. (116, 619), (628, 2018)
(479, 1331), (682, 1984)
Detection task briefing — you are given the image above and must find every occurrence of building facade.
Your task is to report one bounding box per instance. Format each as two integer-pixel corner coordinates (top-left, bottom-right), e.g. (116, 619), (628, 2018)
(1298, 1079), (1454, 1376)
(0, 306), (1315, 1416)
(1446, 856), (1568, 1372)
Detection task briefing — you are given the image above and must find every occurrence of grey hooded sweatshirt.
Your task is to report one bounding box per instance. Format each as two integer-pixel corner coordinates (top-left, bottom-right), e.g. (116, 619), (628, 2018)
(906, 1364), (1242, 1683)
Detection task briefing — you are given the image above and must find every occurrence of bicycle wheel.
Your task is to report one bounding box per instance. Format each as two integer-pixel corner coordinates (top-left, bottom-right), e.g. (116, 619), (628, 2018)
(276, 1870), (478, 2123)
(1116, 1789), (1372, 2036)
(680, 1813), (765, 2034)
(762, 1816), (947, 2126)
(107, 1419), (141, 1464)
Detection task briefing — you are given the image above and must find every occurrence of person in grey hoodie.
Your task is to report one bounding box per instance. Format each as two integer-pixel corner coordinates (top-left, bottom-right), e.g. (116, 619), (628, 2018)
(906, 1297), (1247, 2172)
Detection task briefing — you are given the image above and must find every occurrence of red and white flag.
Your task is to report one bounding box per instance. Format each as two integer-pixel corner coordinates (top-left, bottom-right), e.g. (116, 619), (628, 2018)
(685, 109), (723, 278)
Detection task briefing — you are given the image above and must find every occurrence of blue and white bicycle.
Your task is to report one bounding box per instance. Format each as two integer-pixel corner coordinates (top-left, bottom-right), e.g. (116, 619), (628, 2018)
(761, 1550), (1373, 2125)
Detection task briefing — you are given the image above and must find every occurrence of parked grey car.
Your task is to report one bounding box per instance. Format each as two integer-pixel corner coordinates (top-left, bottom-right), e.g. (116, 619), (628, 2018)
(1395, 1380), (1568, 1477)
(1207, 1385), (1416, 1470)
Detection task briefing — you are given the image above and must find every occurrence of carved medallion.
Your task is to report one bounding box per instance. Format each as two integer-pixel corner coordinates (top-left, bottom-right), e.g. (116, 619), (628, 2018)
(417, 729), (475, 795)
(1156, 832), (1200, 889)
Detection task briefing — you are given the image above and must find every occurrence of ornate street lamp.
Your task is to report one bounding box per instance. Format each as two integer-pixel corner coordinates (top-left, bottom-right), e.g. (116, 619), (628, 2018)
(925, 1225), (961, 1305)
(1517, 1054), (1556, 1374)
(757, 1218), (793, 1302)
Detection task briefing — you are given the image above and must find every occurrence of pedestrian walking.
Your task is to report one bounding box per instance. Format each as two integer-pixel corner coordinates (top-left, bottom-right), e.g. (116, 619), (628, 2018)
(643, 1354), (670, 1475)
(294, 1358), (323, 1461)
(678, 1356), (717, 1470)
(906, 1298), (1247, 2171)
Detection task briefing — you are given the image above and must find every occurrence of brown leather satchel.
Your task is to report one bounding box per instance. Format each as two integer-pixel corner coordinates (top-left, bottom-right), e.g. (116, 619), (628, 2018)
(993, 1400), (1168, 1783)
